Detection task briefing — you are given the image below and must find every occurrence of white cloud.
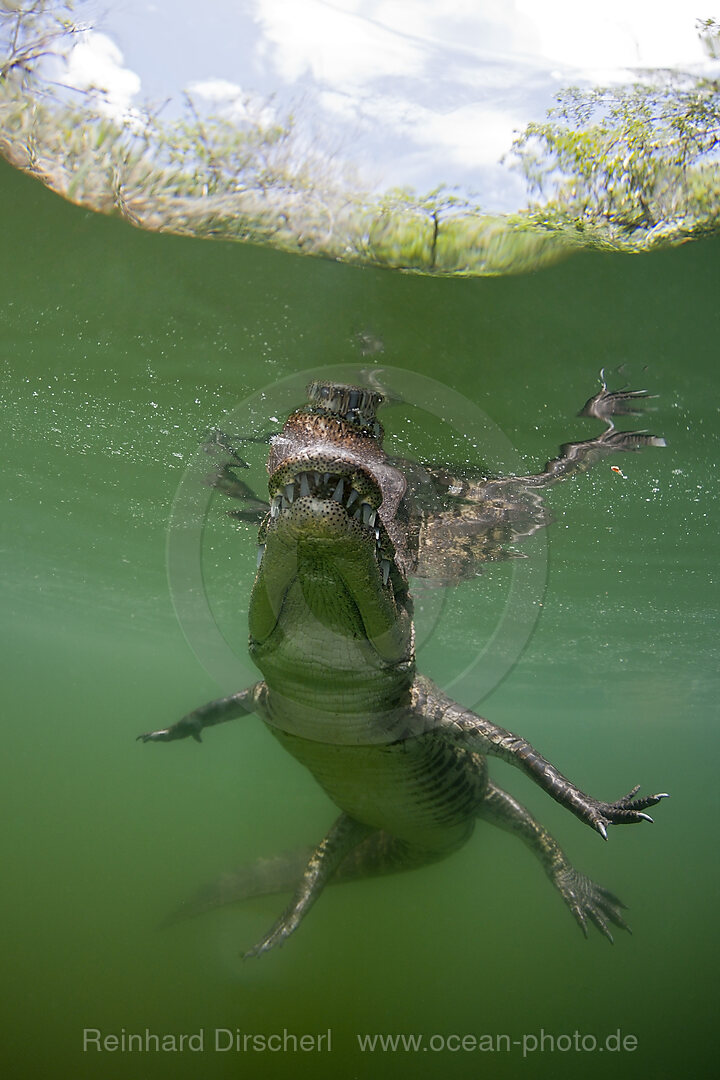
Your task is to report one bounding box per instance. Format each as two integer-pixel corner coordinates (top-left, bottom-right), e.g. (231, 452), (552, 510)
(185, 79), (277, 126)
(253, 0), (427, 86)
(415, 101), (525, 167)
(320, 88), (523, 167)
(64, 31), (141, 122)
(186, 78), (245, 102)
(253, 0), (710, 91)
(515, 0), (708, 72)
(252, 0), (532, 173)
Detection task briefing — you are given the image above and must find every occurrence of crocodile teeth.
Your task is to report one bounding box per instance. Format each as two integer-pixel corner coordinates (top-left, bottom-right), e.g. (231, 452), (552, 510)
(284, 483), (295, 503)
(270, 496), (281, 518)
(380, 560), (391, 586)
(323, 473), (332, 485)
(331, 478), (345, 502)
(256, 544), (266, 567)
(346, 489), (359, 509)
(361, 502), (374, 525)
(374, 527), (381, 542)
(299, 474), (311, 498)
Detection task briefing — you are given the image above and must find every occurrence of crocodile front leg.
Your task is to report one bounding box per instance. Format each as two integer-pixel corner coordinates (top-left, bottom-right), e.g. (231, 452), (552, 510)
(210, 463), (270, 523)
(203, 429), (272, 524)
(479, 780), (630, 941)
(509, 427), (666, 489)
(413, 677), (669, 839)
(462, 384), (664, 494)
(137, 683), (265, 743)
(505, 379), (664, 487)
(244, 813), (372, 959)
(411, 384), (665, 581)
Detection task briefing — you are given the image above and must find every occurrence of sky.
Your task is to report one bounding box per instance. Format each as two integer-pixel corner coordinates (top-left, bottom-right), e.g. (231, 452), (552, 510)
(44, 0), (719, 210)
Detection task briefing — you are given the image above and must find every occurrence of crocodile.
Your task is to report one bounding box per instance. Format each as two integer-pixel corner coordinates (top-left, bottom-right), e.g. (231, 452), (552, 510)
(139, 378), (668, 957)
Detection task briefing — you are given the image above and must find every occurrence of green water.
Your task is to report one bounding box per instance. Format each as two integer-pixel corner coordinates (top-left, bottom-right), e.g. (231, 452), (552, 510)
(1, 155), (718, 1080)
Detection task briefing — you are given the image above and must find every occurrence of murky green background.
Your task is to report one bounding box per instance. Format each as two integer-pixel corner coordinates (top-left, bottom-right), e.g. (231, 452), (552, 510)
(1, 154), (717, 1079)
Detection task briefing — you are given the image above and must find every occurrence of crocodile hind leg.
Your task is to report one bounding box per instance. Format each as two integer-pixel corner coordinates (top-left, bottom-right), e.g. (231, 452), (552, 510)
(502, 379), (665, 488)
(508, 428), (666, 489)
(458, 382), (665, 495)
(478, 780), (630, 942)
(162, 848), (318, 925)
(244, 819), (456, 958)
(243, 813), (373, 958)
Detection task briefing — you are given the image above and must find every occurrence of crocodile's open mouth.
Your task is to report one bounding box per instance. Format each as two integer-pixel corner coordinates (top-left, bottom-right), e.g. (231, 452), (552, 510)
(250, 458), (410, 661)
(258, 461), (394, 587)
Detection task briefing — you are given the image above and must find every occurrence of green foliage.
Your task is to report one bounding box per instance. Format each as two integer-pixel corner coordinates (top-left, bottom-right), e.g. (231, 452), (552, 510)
(0, 0), (79, 83)
(508, 51), (720, 251)
(697, 17), (720, 60)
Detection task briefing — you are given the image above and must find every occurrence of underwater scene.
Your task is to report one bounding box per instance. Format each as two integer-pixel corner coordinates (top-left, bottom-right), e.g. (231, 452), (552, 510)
(1, 3), (719, 1079)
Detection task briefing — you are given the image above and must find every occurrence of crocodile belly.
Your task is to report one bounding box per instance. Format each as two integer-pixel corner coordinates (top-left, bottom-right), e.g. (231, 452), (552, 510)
(270, 727), (487, 855)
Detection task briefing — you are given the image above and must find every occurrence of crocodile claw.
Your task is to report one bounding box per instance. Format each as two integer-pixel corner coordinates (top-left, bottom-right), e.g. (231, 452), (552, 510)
(579, 386), (654, 420)
(137, 717), (203, 743)
(136, 728), (171, 743)
(243, 935), (277, 960)
(242, 911), (302, 960)
(600, 429), (666, 451)
(554, 867), (631, 943)
(588, 787), (669, 838)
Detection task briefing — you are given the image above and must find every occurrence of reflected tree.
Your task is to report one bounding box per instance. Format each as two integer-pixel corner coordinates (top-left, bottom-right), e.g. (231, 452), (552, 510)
(508, 19), (720, 250)
(367, 186), (477, 269)
(0, 0), (80, 84)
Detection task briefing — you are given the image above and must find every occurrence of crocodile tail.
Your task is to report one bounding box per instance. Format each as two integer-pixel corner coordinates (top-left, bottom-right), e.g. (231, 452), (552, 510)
(161, 832), (446, 924)
(160, 849), (314, 925)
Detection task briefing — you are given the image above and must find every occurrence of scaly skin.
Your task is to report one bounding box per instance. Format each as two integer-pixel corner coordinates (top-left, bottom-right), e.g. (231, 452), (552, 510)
(140, 379), (668, 955)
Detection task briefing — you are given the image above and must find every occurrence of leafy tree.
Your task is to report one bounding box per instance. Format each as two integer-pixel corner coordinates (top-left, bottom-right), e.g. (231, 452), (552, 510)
(508, 19), (720, 251)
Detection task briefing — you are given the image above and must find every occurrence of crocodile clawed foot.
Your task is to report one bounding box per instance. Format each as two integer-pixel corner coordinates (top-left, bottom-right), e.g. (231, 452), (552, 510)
(600, 429), (667, 451)
(242, 921), (293, 960)
(137, 715), (203, 743)
(555, 867), (631, 943)
(242, 939), (273, 961)
(588, 787), (670, 839)
(136, 728), (174, 743)
(579, 384), (656, 423)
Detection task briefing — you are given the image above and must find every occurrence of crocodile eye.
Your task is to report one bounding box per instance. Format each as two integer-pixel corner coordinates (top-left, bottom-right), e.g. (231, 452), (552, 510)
(306, 381), (383, 426)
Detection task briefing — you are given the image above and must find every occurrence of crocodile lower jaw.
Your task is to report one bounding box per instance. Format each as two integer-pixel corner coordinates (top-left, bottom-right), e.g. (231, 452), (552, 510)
(261, 467), (393, 585)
